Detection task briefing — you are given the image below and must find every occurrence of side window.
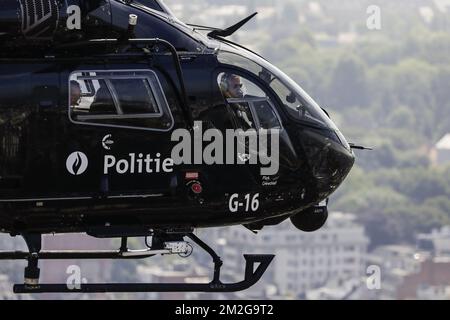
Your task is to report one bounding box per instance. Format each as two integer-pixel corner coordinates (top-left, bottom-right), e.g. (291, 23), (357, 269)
(69, 70), (173, 131)
(110, 79), (160, 115)
(74, 79), (116, 115)
(217, 72), (282, 130)
(253, 101), (282, 130)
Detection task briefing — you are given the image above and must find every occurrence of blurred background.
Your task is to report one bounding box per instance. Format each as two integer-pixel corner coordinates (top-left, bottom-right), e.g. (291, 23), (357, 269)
(1, 0), (450, 300)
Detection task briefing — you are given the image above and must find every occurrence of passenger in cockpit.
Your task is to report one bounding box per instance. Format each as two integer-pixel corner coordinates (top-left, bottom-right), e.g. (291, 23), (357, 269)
(70, 81), (82, 108)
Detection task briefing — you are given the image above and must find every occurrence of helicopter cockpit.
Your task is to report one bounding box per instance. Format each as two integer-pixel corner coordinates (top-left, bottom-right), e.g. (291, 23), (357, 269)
(215, 47), (351, 151)
(218, 72), (282, 131)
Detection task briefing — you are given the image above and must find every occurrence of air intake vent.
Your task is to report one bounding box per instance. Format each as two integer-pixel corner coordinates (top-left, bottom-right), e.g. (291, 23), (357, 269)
(18, 0), (59, 38)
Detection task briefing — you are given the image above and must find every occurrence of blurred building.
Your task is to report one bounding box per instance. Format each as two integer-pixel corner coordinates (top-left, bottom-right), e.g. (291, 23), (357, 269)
(417, 226), (450, 256)
(0, 234), (28, 288)
(41, 234), (113, 286)
(371, 245), (423, 275)
(434, 0), (450, 13)
(136, 260), (210, 300)
(433, 133), (450, 166)
(201, 212), (369, 298)
(397, 257), (450, 299)
(417, 285), (450, 300)
(367, 244), (425, 299)
(0, 274), (15, 300)
(366, 227), (450, 300)
(305, 277), (365, 300)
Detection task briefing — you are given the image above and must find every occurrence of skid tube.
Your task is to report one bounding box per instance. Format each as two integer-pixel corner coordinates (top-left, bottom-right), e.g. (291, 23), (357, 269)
(7, 233), (274, 294)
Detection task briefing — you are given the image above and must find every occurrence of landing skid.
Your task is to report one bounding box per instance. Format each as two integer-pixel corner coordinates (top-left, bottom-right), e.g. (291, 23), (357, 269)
(14, 255), (274, 294)
(0, 233), (274, 294)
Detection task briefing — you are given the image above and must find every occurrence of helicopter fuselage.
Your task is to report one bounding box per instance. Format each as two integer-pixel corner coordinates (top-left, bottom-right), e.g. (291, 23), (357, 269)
(0, 0), (355, 237)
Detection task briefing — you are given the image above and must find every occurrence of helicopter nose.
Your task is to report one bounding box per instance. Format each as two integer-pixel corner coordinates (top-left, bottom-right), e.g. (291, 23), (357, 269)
(299, 127), (355, 198)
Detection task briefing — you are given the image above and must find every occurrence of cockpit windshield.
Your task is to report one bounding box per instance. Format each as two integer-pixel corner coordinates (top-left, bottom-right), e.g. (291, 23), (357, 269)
(217, 48), (338, 130)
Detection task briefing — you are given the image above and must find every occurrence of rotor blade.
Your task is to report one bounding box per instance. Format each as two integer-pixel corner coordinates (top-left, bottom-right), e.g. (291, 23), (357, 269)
(208, 12), (258, 38)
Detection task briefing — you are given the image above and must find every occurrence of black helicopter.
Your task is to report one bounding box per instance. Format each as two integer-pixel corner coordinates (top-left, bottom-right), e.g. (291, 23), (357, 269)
(0, 0), (362, 294)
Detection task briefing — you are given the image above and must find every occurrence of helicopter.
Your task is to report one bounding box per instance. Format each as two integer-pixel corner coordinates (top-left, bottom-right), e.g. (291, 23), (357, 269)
(0, 0), (362, 294)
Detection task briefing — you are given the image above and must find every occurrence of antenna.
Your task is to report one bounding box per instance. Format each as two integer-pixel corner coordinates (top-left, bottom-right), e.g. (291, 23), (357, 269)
(119, 14), (138, 42)
(349, 143), (373, 151)
(128, 14), (138, 37)
(208, 12), (258, 39)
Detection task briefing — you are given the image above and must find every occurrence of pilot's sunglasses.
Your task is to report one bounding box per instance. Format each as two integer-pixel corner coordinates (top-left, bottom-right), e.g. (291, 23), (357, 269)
(233, 83), (243, 89)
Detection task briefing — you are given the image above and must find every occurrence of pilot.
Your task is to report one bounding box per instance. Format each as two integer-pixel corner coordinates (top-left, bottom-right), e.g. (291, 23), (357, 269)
(70, 80), (82, 108)
(220, 73), (245, 99)
(220, 73), (254, 129)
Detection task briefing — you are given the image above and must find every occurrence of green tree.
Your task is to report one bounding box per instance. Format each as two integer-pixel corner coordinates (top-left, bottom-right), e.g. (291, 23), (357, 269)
(328, 54), (368, 109)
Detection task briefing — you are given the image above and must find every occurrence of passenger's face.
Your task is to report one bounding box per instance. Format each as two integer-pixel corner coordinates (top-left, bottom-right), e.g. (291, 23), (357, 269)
(228, 77), (244, 98)
(71, 85), (81, 105)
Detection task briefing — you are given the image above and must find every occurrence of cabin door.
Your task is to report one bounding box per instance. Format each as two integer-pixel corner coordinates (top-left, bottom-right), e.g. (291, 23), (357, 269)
(63, 67), (180, 197)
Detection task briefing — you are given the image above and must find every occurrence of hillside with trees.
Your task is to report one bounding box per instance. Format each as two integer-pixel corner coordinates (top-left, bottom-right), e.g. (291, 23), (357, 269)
(255, 1), (450, 247)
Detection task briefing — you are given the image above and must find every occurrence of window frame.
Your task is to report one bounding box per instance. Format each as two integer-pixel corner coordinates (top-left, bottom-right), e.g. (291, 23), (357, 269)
(68, 69), (174, 132)
(216, 69), (285, 132)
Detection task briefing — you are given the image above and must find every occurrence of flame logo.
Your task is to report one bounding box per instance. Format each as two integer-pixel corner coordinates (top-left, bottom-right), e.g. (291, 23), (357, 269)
(72, 152), (83, 175)
(66, 152), (88, 176)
